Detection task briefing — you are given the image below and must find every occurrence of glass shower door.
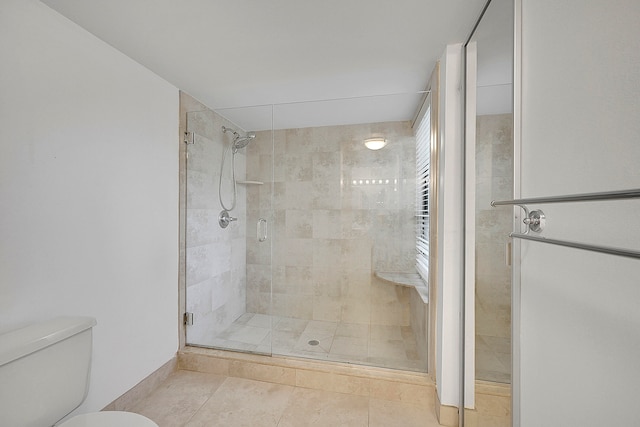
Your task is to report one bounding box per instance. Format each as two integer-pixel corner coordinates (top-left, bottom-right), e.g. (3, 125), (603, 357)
(264, 95), (429, 372)
(184, 106), (273, 354)
(183, 94), (431, 373)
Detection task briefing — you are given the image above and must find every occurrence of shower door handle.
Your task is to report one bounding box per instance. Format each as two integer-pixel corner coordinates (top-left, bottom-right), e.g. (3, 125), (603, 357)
(257, 218), (268, 242)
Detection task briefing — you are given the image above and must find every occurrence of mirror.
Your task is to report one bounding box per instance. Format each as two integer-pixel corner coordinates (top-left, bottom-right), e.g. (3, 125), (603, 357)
(465, 0), (514, 425)
(473, 0), (514, 384)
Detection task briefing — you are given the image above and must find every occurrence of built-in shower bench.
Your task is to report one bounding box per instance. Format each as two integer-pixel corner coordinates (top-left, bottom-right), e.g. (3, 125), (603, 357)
(374, 271), (428, 303)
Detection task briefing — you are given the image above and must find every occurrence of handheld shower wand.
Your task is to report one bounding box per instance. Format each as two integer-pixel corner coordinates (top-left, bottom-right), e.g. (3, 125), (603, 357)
(219, 126), (256, 223)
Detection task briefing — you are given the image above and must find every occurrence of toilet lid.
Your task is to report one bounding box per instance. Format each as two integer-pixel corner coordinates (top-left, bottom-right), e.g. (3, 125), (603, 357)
(57, 411), (158, 427)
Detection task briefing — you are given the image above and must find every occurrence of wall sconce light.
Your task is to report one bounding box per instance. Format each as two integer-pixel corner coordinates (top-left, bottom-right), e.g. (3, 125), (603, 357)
(364, 137), (387, 150)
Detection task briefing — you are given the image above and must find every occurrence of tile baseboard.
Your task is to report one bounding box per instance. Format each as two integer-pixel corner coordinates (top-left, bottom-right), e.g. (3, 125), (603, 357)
(103, 357), (178, 411)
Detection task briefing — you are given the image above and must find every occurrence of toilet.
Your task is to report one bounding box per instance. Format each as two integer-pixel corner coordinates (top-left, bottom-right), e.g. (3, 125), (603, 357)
(0, 316), (158, 427)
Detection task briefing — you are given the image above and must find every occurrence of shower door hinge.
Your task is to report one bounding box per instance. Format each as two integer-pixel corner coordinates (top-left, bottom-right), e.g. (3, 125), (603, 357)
(183, 312), (194, 326)
(184, 131), (195, 145)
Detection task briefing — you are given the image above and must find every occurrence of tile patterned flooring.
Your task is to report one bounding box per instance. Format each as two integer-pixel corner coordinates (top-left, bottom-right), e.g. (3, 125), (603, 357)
(201, 313), (425, 372)
(475, 334), (511, 383)
(130, 370), (442, 427)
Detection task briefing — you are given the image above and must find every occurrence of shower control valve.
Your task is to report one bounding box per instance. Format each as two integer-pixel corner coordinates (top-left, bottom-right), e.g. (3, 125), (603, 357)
(218, 210), (237, 228)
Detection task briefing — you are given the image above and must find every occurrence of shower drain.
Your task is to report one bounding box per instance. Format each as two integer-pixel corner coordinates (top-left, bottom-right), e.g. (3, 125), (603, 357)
(307, 340), (320, 346)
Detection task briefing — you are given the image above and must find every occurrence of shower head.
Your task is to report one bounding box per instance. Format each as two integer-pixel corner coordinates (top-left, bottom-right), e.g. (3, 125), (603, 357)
(233, 132), (256, 150)
(222, 126), (256, 152)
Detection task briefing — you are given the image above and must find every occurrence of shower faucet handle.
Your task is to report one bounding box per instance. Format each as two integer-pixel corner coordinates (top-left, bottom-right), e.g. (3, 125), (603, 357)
(218, 210), (237, 228)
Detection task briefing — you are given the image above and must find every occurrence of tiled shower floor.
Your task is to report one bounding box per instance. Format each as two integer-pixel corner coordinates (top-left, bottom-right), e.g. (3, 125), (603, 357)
(476, 334), (511, 383)
(201, 313), (426, 372)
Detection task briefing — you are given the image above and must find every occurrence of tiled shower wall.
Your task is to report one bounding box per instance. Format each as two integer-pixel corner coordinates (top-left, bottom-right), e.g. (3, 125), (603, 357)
(475, 114), (513, 343)
(246, 122), (417, 326)
(182, 102), (248, 345)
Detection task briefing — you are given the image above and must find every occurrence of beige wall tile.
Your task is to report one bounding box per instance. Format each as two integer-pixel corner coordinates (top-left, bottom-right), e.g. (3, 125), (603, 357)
(312, 295), (342, 322)
(475, 113), (513, 379)
(312, 152), (341, 181)
(285, 209), (313, 238)
(242, 121), (425, 370)
(181, 98), (249, 346)
(284, 153), (313, 182)
(341, 298), (371, 324)
(312, 209), (342, 239)
(284, 238), (313, 267)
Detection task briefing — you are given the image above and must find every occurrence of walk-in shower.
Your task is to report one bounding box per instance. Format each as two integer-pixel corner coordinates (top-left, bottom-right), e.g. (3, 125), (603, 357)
(182, 92), (430, 373)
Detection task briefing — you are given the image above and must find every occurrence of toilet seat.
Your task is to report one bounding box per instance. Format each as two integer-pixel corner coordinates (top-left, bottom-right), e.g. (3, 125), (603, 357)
(57, 411), (158, 427)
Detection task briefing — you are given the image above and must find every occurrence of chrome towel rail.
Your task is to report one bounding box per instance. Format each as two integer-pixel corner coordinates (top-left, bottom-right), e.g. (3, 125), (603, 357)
(491, 188), (640, 259)
(510, 233), (640, 260)
(491, 188), (640, 207)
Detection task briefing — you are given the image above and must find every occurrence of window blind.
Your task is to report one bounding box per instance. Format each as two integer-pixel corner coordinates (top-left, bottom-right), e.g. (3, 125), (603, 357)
(415, 103), (431, 280)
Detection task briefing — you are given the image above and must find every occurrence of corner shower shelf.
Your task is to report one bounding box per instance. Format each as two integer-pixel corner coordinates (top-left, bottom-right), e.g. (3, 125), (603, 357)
(374, 271), (429, 304)
(236, 180), (264, 185)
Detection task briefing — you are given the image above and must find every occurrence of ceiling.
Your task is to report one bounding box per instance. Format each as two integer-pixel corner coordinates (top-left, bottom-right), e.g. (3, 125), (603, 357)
(42, 0), (487, 130)
(471, 0), (514, 115)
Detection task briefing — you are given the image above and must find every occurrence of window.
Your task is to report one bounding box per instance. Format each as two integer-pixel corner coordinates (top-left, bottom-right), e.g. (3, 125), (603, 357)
(415, 99), (431, 281)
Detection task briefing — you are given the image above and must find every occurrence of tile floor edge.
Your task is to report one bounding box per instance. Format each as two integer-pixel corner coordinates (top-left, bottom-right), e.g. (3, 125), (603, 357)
(178, 346), (434, 386)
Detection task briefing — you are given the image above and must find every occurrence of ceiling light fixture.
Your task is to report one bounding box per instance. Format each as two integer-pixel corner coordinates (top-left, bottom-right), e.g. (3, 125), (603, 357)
(364, 138), (387, 150)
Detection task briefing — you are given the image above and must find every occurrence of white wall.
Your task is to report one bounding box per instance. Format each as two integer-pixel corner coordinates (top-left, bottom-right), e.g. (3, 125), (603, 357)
(436, 43), (465, 408)
(518, 1), (640, 425)
(0, 0), (179, 415)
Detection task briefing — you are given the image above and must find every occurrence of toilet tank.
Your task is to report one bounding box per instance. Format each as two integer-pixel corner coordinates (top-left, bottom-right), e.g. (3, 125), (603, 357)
(0, 316), (97, 427)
